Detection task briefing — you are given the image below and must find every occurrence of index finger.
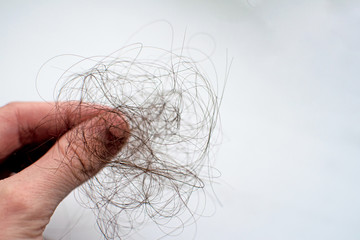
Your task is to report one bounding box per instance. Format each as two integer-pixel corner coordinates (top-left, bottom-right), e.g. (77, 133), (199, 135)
(0, 101), (108, 162)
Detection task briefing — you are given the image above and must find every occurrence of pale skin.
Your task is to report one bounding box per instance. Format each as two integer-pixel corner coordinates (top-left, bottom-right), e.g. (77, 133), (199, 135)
(0, 102), (129, 240)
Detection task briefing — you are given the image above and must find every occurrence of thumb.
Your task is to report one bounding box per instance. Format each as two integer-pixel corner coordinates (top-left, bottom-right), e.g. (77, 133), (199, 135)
(7, 111), (129, 211)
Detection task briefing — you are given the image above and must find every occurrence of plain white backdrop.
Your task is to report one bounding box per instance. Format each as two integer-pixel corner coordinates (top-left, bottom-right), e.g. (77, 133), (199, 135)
(1, 0), (360, 239)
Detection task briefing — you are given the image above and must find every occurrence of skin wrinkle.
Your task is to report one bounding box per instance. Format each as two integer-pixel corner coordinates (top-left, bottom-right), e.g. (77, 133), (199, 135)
(0, 105), (20, 161)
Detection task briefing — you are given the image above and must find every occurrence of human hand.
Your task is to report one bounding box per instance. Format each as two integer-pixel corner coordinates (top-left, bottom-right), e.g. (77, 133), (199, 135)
(0, 102), (129, 240)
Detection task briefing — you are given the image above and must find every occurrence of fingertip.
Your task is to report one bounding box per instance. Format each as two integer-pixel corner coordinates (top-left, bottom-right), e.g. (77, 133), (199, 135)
(63, 111), (130, 179)
(103, 113), (130, 157)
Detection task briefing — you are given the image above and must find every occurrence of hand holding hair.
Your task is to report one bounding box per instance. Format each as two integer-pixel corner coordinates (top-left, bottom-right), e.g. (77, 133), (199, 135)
(0, 102), (129, 240)
(0, 43), (223, 239)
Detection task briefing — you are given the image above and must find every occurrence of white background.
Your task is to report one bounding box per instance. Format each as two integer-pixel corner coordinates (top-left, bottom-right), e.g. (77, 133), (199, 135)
(1, 0), (360, 239)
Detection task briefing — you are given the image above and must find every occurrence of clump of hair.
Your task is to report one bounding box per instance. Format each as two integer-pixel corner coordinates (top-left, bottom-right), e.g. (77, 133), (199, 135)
(51, 43), (223, 239)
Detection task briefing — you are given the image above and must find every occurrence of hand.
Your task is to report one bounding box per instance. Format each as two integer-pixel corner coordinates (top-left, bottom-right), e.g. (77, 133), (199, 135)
(0, 102), (129, 240)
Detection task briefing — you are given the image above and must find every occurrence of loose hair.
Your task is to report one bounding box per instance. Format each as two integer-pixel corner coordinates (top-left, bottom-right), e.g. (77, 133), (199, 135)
(41, 42), (227, 239)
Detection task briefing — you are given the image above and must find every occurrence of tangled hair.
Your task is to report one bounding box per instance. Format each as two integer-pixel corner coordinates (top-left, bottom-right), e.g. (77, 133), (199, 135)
(41, 43), (225, 239)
